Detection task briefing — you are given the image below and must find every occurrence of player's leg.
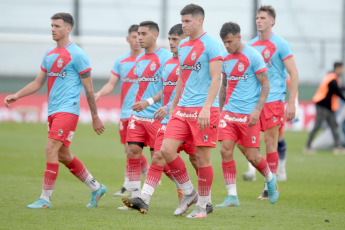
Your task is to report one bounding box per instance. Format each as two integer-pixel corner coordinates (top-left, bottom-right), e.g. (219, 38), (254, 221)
(305, 105), (325, 153)
(325, 110), (342, 154)
(216, 140), (240, 208)
(243, 146), (279, 204)
(126, 142), (144, 198)
(277, 130), (287, 181)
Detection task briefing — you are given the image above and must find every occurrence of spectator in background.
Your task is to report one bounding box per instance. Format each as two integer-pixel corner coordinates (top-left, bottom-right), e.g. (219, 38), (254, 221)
(305, 62), (345, 154)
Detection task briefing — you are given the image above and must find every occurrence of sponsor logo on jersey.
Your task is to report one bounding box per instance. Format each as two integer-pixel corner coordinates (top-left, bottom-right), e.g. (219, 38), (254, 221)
(132, 115), (155, 123)
(121, 77), (138, 83)
(180, 62), (201, 73)
(67, 131), (75, 142)
(150, 62), (156, 71)
(57, 58), (63, 68)
(227, 74), (249, 81)
(223, 114), (248, 124)
(266, 59), (273, 67)
(191, 51), (197, 61)
(219, 119), (227, 128)
(137, 74), (159, 83)
(238, 62), (245, 72)
(175, 110), (198, 119)
(48, 70), (67, 79)
(128, 119), (136, 129)
(163, 80), (177, 87)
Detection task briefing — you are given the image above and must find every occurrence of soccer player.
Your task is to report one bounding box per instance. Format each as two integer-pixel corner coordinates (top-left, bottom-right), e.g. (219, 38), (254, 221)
(4, 13), (106, 209)
(246, 5), (299, 200)
(216, 22), (279, 207)
(94, 25), (150, 199)
(122, 24), (200, 214)
(160, 4), (223, 218)
(125, 21), (171, 199)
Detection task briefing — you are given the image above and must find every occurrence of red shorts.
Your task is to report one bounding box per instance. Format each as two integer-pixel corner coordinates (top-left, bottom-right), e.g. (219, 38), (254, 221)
(119, 119), (129, 144)
(126, 115), (161, 149)
(164, 106), (220, 148)
(218, 111), (260, 148)
(154, 124), (196, 155)
(259, 101), (285, 132)
(279, 122), (285, 135)
(47, 112), (78, 147)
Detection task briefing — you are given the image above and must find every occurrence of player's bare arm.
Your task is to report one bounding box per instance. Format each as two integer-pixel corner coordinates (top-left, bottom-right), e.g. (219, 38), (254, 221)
(131, 90), (162, 112)
(198, 59), (222, 130)
(169, 68), (183, 118)
(4, 71), (46, 108)
(284, 57), (299, 121)
(153, 107), (168, 121)
(81, 71), (105, 135)
(249, 70), (270, 127)
(94, 73), (119, 101)
(218, 73), (227, 112)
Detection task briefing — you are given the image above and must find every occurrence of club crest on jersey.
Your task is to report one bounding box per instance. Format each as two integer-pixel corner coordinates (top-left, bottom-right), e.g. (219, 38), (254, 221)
(252, 136), (256, 143)
(120, 66), (124, 73)
(264, 49), (270, 59)
(224, 64), (228, 70)
(57, 58), (63, 68)
(203, 135), (209, 143)
(150, 62), (156, 71)
(58, 129), (63, 136)
(191, 51), (197, 61)
(238, 62), (245, 72)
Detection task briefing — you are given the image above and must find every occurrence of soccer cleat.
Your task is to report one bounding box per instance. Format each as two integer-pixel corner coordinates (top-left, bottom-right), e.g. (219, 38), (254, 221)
(216, 195), (240, 207)
(206, 203), (213, 214)
(117, 206), (133, 210)
(242, 171), (256, 181)
(174, 189), (198, 216)
(86, 184), (107, 207)
(112, 187), (131, 197)
(277, 172), (287, 182)
(186, 205), (207, 218)
(122, 197), (148, 214)
(27, 198), (51, 209)
(267, 175), (279, 204)
(257, 189), (269, 200)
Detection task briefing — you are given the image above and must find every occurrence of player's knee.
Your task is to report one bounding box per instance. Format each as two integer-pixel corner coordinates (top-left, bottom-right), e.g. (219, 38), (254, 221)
(189, 155), (198, 170)
(220, 146), (233, 159)
(151, 152), (165, 165)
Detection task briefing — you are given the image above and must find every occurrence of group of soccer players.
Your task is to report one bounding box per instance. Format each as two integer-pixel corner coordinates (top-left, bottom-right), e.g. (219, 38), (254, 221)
(4, 3), (298, 219)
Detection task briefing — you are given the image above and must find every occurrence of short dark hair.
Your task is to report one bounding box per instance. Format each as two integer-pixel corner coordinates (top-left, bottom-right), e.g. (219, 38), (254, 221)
(180, 4), (205, 19)
(139, 21), (159, 33)
(334, 62), (343, 70)
(128, 24), (139, 34)
(169, 24), (184, 36)
(220, 22), (241, 39)
(257, 5), (276, 20)
(51, 13), (74, 27)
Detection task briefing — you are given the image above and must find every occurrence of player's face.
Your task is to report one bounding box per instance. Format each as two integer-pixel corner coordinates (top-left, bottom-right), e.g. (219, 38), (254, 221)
(138, 26), (157, 49)
(181, 14), (202, 36)
(51, 19), (71, 41)
(127, 31), (141, 52)
(222, 33), (242, 54)
(256, 11), (275, 33)
(168, 34), (184, 56)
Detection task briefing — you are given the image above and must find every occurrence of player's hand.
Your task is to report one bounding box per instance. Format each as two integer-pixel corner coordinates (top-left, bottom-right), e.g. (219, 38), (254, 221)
(198, 107), (210, 130)
(285, 102), (296, 122)
(169, 105), (176, 119)
(4, 94), (18, 108)
(94, 92), (101, 102)
(131, 101), (149, 112)
(248, 109), (260, 127)
(92, 115), (105, 135)
(154, 107), (168, 120)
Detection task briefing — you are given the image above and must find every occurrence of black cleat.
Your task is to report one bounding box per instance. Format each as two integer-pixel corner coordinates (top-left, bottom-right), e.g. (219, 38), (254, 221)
(257, 189), (269, 200)
(206, 203), (213, 214)
(122, 197), (148, 214)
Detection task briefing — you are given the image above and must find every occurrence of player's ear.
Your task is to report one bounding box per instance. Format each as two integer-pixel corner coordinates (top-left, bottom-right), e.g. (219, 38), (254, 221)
(126, 36), (130, 43)
(197, 17), (203, 25)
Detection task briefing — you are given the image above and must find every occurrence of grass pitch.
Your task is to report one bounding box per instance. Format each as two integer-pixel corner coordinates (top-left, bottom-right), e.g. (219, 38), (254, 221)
(0, 122), (344, 229)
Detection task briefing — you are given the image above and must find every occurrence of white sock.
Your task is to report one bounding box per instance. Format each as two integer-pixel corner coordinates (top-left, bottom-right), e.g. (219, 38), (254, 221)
(174, 179), (182, 189)
(278, 159), (286, 173)
(40, 189), (52, 203)
(196, 195), (209, 209)
(141, 184), (154, 204)
(226, 184), (237, 196)
(180, 180), (194, 195)
(84, 174), (101, 192)
(264, 172), (273, 183)
(248, 162), (256, 174)
(123, 176), (129, 189)
(127, 181), (141, 198)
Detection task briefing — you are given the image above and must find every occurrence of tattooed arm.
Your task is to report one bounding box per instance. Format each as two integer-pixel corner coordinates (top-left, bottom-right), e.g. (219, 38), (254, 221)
(248, 70), (270, 127)
(80, 71), (105, 135)
(219, 73), (227, 113)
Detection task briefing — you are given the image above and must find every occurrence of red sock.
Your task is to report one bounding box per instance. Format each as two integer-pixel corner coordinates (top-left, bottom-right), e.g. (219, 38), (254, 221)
(266, 151), (278, 174)
(195, 168), (199, 177)
(145, 164), (164, 188)
(127, 158), (141, 181)
(43, 162), (59, 190)
(141, 154), (149, 174)
(254, 155), (270, 177)
(66, 156), (89, 182)
(167, 155), (190, 184)
(222, 160), (236, 186)
(198, 166), (213, 196)
(163, 163), (174, 181)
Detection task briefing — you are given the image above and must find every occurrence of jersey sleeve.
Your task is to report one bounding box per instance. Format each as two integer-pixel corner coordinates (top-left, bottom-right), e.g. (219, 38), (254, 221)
(279, 39), (293, 61)
(40, 51), (48, 72)
(74, 50), (92, 75)
(111, 58), (121, 78)
(251, 50), (267, 74)
(207, 39), (223, 63)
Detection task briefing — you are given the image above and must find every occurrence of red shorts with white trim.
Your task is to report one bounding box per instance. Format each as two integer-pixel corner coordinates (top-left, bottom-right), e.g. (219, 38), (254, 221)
(126, 115), (161, 149)
(218, 111), (260, 148)
(47, 112), (78, 147)
(154, 124), (196, 155)
(164, 106), (220, 148)
(259, 101), (285, 132)
(119, 119), (129, 144)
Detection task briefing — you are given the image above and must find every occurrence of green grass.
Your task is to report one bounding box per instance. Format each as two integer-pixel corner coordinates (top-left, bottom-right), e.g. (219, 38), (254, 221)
(0, 122), (344, 229)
